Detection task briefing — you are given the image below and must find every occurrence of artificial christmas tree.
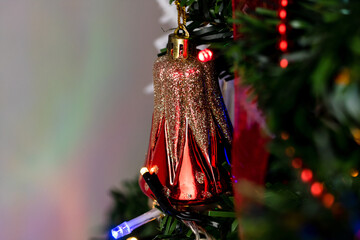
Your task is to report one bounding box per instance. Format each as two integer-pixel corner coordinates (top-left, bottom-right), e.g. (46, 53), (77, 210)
(105, 0), (360, 239)
(110, 1), (237, 239)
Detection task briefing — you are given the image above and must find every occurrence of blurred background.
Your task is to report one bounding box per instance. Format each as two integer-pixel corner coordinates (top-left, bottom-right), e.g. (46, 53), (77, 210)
(0, 1), (169, 239)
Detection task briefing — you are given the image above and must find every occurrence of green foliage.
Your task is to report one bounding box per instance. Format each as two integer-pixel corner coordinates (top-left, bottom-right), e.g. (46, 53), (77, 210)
(107, 1), (360, 239)
(105, 1), (237, 239)
(169, 0), (233, 44)
(151, 5), (237, 239)
(227, 0), (360, 239)
(105, 179), (238, 240)
(155, 195), (238, 240)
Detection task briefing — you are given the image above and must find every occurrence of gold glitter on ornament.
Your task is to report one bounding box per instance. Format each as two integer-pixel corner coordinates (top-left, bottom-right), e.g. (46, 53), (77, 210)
(163, 187), (171, 198)
(151, 54), (232, 184)
(201, 191), (212, 199)
(139, 1), (233, 206)
(196, 172), (205, 184)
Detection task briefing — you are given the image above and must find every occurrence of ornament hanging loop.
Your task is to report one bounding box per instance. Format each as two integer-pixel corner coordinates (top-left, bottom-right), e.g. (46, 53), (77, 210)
(174, 0), (189, 38)
(174, 25), (190, 38)
(168, 0), (192, 59)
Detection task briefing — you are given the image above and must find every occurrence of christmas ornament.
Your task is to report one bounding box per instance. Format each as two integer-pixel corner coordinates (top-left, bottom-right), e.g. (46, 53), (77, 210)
(139, 1), (233, 206)
(231, 0), (272, 213)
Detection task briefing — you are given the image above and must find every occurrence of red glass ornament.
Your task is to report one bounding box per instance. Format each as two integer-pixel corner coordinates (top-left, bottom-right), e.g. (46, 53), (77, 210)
(232, 0), (279, 38)
(231, 0), (278, 213)
(232, 86), (269, 211)
(139, 35), (232, 206)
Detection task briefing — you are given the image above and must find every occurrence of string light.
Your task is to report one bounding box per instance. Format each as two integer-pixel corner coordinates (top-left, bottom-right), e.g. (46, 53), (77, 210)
(111, 208), (163, 239)
(301, 169), (313, 182)
(291, 158), (303, 169)
(278, 0), (288, 67)
(280, 58), (288, 68)
(150, 165), (159, 174)
(279, 40), (288, 51)
(198, 49), (213, 62)
(278, 23), (286, 34)
(322, 193), (335, 208)
(288, 145), (338, 211)
(281, 0), (288, 7)
(350, 169), (359, 178)
(335, 68), (350, 86)
(140, 167), (149, 175)
(279, 10), (287, 19)
(311, 182), (324, 197)
(281, 131), (289, 140)
(351, 128), (360, 145)
(285, 146), (295, 157)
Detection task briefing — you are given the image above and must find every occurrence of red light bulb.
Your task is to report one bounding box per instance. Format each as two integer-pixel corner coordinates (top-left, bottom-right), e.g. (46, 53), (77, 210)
(311, 182), (324, 197)
(281, 0), (288, 7)
(198, 52), (205, 62)
(198, 49), (213, 62)
(278, 24), (286, 34)
(279, 10), (287, 19)
(322, 193), (335, 208)
(301, 169), (313, 182)
(291, 158), (303, 169)
(279, 40), (288, 51)
(280, 59), (288, 68)
(206, 49), (213, 58)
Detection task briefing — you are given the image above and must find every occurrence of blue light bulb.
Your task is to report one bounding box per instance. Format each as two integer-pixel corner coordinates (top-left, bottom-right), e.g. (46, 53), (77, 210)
(111, 207), (162, 239)
(111, 222), (131, 239)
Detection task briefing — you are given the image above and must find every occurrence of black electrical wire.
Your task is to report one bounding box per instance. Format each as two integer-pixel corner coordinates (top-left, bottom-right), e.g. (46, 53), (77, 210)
(141, 171), (220, 228)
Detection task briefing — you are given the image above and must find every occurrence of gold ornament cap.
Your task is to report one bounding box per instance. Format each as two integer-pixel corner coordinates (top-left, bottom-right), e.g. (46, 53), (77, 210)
(167, 33), (194, 60)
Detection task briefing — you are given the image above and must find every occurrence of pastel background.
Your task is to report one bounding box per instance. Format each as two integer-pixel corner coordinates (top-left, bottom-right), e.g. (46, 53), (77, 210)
(0, 1), (172, 239)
